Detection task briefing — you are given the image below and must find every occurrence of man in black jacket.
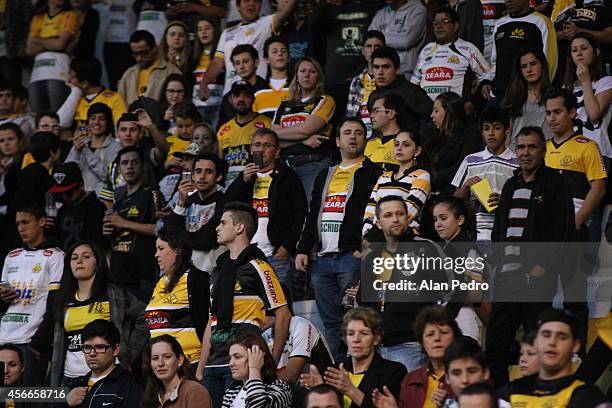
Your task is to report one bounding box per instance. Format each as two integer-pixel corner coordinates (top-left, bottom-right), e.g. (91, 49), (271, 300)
(226, 128), (307, 296)
(165, 152), (227, 275)
(66, 319), (141, 408)
(359, 196), (448, 372)
(367, 47), (432, 132)
(487, 126), (575, 387)
(295, 117), (383, 361)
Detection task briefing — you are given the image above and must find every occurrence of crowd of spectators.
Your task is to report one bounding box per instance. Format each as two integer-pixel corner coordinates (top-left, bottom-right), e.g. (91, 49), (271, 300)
(0, 0), (611, 406)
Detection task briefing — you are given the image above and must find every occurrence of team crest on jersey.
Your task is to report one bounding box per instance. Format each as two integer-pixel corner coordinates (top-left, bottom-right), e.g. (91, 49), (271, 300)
(43, 249), (53, 257)
(245, 28), (255, 37)
(234, 281), (243, 292)
(32, 263), (42, 273)
(447, 56), (460, 64)
(8, 249), (23, 257)
(128, 206), (140, 216)
(510, 28), (525, 39)
(560, 155), (574, 167)
(425, 67), (453, 81)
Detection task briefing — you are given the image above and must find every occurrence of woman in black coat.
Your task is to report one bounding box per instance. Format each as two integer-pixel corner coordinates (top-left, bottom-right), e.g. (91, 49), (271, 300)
(299, 307), (407, 408)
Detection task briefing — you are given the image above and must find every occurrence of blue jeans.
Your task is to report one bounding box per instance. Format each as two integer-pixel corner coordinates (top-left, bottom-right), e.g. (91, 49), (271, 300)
(310, 252), (360, 361)
(378, 342), (428, 372)
(269, 255), (293, 298)
(203, 365), (233, 408)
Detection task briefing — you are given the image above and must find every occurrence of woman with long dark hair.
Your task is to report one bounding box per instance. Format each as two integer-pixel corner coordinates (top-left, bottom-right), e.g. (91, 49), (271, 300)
(32, 241), (148, 386)
(26, 0), (78, 112)
(145, 225), (209, 366)
(142, 335), (212, 408)
(159, 20), (191, 74)
(272, 57), (336, 202)
(363, 130), (431, 238)
(222, 331), (292, 407)
(158, 73), (191, 133)
(563, 33), (612, 159)
(193, 16), (223, 129)
(501, 48), (553, 147)
(425, 92), (482, 197)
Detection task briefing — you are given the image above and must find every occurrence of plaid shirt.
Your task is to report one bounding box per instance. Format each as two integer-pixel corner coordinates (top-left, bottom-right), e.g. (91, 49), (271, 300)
(346, 68), (370, 117)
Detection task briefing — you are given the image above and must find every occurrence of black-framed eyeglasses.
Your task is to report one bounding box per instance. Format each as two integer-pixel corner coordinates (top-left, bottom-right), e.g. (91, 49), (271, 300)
(82, 344), (113, 354)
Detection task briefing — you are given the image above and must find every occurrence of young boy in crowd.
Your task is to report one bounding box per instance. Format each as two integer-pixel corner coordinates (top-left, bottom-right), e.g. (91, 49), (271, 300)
(164, 103), (201, 170)
(346, 30), (385, 139)
(437, 337), (492, 408)
(452, 107), (518, 242)
(253, 36), (291, 119)
(518, 331), (540, 378)
(218, 44), (268, 126)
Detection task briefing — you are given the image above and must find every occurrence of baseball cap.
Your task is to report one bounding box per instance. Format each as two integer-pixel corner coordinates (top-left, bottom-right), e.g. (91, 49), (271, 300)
(174, 142), (202, 159)
(536, 308), (579, 339)
(49, 162), (83, 194)
(230, 80), (254, 96)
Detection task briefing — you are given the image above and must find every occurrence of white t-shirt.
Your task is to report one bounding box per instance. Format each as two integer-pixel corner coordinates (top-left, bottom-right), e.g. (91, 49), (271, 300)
(105, 0), (138, 43)
(216, 14), (276, 95)
(251, 171), (275, 257)
(0, 247), (64, 344)
(136, 10), (167, 44)
(231, 388), (247, 408)
(573, 76), (612, 158)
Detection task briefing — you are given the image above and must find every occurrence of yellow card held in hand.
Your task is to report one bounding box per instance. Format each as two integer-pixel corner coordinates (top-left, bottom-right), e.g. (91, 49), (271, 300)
(470, 179), (497, 212)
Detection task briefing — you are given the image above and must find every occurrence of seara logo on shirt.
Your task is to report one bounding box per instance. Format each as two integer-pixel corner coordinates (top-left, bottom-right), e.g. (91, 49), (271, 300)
(425, 67), (453, 81)
(324, 195), (346, 212)
(144, 310), (171, 329)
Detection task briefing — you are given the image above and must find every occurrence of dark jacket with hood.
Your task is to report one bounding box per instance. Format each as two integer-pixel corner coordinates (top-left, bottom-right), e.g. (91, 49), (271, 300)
(225, 163), (307, 255)
(297, 158), (383, 255)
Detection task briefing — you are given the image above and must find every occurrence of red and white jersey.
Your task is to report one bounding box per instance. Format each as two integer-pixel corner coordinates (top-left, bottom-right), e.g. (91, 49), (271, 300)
(0, 246), (64, 344)
(481, 0), (507, 62)
(411, 38), (491, 101)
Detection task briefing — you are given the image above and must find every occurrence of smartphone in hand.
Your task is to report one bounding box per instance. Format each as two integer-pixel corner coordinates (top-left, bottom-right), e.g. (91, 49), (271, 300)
(252, 151), (264, 168)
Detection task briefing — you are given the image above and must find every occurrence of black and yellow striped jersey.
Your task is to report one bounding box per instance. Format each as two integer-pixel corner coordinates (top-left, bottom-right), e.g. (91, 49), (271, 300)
(145, 273), (202, 363)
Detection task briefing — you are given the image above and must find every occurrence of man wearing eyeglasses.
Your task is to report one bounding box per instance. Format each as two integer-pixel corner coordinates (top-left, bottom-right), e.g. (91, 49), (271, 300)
(226, 127), (307, 295)
(66, 319), (141, 408)
(411, 7), (490, 102)
(118, 30), (181, 106)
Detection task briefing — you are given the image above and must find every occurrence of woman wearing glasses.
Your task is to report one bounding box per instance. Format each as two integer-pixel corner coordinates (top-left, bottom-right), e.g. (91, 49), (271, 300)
(158, 74), (191, 133)
(32, 241), (149, 386)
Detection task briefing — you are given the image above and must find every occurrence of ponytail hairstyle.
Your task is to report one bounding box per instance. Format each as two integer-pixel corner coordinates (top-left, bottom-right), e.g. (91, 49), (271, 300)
(432, 196), (476, 240)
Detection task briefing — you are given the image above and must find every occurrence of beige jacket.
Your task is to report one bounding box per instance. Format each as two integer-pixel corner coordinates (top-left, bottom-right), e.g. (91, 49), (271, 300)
(118, 59), (181, 106)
